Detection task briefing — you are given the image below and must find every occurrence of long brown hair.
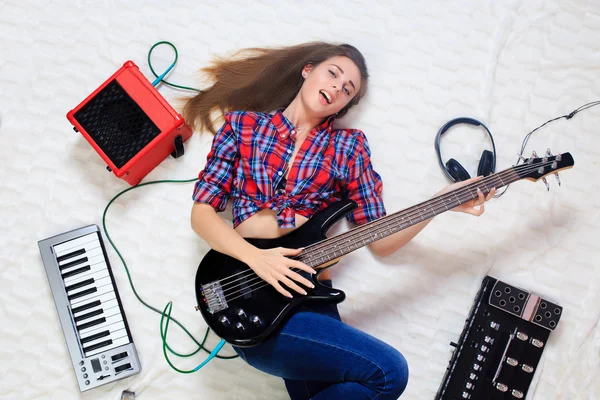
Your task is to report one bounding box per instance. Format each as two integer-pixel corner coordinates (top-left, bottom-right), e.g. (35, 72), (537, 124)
(180, 41), (369, 135)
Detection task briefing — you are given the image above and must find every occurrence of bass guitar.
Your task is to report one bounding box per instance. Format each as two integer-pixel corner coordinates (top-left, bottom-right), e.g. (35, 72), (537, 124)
(195, 151), (574, 347)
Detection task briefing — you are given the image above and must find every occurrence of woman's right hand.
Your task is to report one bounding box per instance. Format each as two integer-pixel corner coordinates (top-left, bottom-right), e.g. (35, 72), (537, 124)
(245, 247), (317, 298)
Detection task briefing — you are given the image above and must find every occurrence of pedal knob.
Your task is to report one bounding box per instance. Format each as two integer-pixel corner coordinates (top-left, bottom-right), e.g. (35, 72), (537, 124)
(235, 322), (246, 332)
(251, 315), (262, 326)
(236, 308), (247, 320)
(218, 315), (231, 327)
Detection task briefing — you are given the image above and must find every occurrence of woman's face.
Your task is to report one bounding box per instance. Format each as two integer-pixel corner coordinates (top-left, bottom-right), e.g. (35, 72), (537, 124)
(300, 55), (362, 119)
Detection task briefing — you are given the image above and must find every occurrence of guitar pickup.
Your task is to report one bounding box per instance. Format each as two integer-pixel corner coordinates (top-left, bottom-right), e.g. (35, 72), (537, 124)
(488, 280), (562, 331)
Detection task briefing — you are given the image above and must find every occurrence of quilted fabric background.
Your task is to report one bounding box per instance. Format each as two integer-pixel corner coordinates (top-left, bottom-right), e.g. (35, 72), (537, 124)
(1, 0), (598, 399)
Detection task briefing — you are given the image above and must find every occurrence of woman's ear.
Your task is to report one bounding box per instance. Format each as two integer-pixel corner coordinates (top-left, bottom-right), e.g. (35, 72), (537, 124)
(302, 64), (313, 77)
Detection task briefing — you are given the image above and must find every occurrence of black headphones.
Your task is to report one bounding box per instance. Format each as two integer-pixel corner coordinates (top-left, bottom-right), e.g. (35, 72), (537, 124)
(434, 117), (497, 182)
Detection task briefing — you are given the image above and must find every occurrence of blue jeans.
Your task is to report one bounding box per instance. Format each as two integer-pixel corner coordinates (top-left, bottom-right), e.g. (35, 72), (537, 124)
(233, 281), (409, 399)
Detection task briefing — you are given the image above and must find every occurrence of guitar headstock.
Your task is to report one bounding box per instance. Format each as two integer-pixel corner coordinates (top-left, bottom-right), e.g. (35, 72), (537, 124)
(516, 150), (574, 190)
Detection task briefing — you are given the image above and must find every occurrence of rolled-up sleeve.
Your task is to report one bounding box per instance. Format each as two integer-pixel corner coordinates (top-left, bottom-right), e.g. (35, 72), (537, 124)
(345, 131), (386, 225)
(192, 117), (238, 212)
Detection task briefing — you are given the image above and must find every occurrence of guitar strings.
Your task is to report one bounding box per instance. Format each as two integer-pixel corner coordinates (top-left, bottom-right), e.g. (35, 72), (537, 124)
(215, 160), (555, 300)
(212, 160), (559, 302)
(220, 160), (560, 303)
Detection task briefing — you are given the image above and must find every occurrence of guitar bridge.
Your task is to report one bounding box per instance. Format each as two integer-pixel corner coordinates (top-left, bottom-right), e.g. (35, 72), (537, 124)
(201, 281), (228, 314)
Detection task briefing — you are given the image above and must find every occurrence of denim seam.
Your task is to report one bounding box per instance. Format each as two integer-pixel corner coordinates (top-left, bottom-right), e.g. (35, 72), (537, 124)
(280, 332), (387, 398)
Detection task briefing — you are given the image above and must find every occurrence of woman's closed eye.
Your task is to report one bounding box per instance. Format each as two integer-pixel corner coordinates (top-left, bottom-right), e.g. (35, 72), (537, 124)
(328, 70), (351, 96)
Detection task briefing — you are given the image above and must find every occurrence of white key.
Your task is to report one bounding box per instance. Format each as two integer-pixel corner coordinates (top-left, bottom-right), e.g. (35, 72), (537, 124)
(68, 276), (111, 299)
(82, 326), (127, 350)
(74, 299), (119, 326)
(54, 233), (99, 255)
(79, 313), (123, 336)
(65, 269), (109, 289)
(63, 261), (108, 284)
(70, 282), (114, 306)
(60, 253), (105, 275)
(58, 246), (102, 268)
(72, 292), (116, 316)
(86, 334), (130, 357)
(80, 320), (125, 341)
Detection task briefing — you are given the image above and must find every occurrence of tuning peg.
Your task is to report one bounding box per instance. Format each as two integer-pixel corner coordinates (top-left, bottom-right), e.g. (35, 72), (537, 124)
(542, 177), (550, 191)
(545, 148), (553, 157)
(532, 150), (538, 158)
(517, 153), (529, 163)
(555, 173), (561, 186)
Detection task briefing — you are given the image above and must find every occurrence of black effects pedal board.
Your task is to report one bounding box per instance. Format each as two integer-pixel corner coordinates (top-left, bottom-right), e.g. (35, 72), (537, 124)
(435, 276), (562, 399)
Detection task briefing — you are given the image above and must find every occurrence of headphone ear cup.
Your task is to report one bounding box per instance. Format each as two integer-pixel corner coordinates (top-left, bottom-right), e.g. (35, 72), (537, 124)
(446, 158), (471, 182)
(477, 150), (494, 177)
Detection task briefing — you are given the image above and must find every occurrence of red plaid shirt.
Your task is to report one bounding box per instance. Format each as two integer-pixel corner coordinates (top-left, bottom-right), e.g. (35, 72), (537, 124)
(192, 108), (386, 228)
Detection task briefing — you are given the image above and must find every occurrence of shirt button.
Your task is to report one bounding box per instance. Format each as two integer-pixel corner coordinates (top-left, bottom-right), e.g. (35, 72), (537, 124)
(280, 134), (285, 138)
(291, 129), (296, 135)
(278, 171), (283, 176)
(287, 149), (292, 154)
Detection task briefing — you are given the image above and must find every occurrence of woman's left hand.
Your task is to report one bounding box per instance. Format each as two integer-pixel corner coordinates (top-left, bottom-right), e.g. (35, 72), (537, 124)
(434, 176), (496, 217)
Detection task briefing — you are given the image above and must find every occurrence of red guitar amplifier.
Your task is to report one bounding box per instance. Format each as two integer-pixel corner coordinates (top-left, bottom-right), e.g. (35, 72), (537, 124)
(67, 60), (193, 186)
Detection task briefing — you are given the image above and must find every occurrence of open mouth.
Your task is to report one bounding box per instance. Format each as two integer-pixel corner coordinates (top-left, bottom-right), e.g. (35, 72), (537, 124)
(319, 90), (332, 104)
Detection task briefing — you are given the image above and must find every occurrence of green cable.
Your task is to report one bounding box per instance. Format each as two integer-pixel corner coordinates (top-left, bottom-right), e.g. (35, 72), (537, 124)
(102, 178), (238, 366)
(148, 41), (202, 92)
(99, 42), (238, 372)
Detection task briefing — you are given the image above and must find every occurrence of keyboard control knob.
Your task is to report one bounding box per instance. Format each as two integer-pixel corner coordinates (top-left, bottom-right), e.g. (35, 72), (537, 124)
(235, 322), (246, 332)
(251, 315), (262, 326)
(236, 308), (247, 320)
(218, 315), (231, 327)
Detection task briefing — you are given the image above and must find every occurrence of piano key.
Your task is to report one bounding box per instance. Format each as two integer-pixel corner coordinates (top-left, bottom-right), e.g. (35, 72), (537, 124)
(69, 282), (114, 306)
(79, 313), (123, 336)
(56, 248), (86, 263)
(60, 253), (105, 275)
(54, 233), (98, 255)
(72, 292), (115, 316)
(77, 317), (106, 331)
(86, 334), (130, 357)
(75, 301), (120, 327)
(74, 308), (104, 323)
(62, 265), (91, 280)
(65, 278), (95, 293)
(59, 256), (88, 271)
(71, 299), (101, 315)
(73, 298), (117, 321)
(80, 320), (125, 341)
(83, 339), (113, 354)
(63, 261), (107, 284)
(58, 247), (103, 268)
(80, 329), (110, 344)
(67, 276), (111, 299)
(68, 287), (97, 302)
(64, 268), (108, 287)
(82, 327), (127, 350)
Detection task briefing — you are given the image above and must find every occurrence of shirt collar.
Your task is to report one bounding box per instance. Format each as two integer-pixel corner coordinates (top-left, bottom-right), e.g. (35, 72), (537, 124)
(271, 107), (336, 140)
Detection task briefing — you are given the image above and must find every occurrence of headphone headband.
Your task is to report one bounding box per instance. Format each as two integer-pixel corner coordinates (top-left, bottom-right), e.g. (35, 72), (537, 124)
(434, 117), (497, 182)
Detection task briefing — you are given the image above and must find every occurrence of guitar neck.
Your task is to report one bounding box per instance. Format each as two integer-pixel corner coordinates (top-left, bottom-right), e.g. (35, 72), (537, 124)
(299, 167), (522, 269)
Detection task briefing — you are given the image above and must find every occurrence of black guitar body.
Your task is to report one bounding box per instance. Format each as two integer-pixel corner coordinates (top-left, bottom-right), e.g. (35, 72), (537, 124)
(195, 199), (357, 347)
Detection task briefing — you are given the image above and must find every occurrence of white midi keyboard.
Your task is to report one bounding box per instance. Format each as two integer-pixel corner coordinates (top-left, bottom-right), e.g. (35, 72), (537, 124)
(38, 224), (141, 391)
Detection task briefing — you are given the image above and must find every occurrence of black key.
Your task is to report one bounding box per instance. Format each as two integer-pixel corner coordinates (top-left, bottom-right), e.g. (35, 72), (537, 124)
(77, 317), (106, 331)
(62, 265), (91, 279)
(81, 330), (110, 344)
(83, 339), (112, 354)
(114, 363), (132, 374)
(68, 287), (97, 301)
(71, 300), (101, 314)
(57, 248), (86, 263)
(74, 308), (103, 323)
(59, 257), (88, 271)
(65, 278), (95, 293)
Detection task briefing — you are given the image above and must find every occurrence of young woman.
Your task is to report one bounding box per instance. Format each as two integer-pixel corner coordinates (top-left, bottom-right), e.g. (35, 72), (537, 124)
(184, 41), (495, 400)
